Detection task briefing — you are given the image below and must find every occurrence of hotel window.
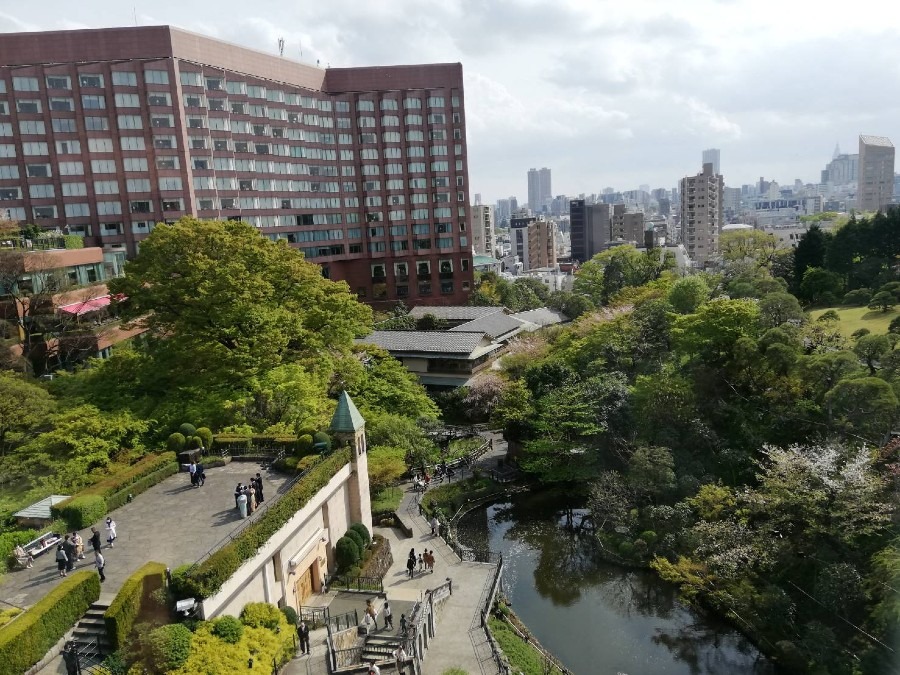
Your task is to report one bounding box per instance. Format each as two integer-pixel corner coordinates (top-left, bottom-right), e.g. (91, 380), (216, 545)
(358, 116), (375, 128)
(0, 123), (9, 137)
(362, 165), (380, 176)
(0, 102), (8, 115)
(82, 93), (107, 107)
(123, 157), (148, 171)
(120, 136), (145, 151)
(59, 161), (83, 175)
(404, 97), (421, 109)
(431, 161), (449, 172)
(50, 97), (74, 111)
(385, 163), (403, 175)
(19, 120), (45, 134)
(62, 182), (87, 196)
(115, 93), (139, 107)
(97, 201), (122, 215)
(452, 96), (460, 107)
(85, 116), (109, 130)
(91, 159), (117, 173)
(159, 177), (183, 190)
(156, 135), (178, 149)
(118, 114), (143, 130)
(17, 100), (41, 114)
(407, 147), (425, 157)
(247, 85), (266, 99)
(266, 89), (284, 103)
(112, 71), (137, 86)
(429, 130), (447, 141)
(151, 114), (175, 128)
(126, 178), (150, 192)
(13, 77), (39, 91)
(64, 203), (89, 217)
(33, 206), (58, 219)
(29, 184), (54, 198)
(180, 72), (202, 87)
(428, 96), (445, 108)
(209, 118), (230, 131)
(405, 114), (422, 125)
(79, 74), (104, 88)
(162, 198), (185, 211)
(410, 178), (427, 189)
(453, 112), (461, 124)
(144, 69), (169, 85)
(356, 100), (375, 112)
(22, 142), (48, 156)
(0, 166), (19, 179)
(156, 157), (179, 170)
(226, 81), (245, 95)
(147, 92), (171, 106)
(430, 145), (447, 156)
(406, 130), (424, 141)
(428, 113), (446, 124)
(26, 163), (51, 177)
(384, 148), (402, 159)
(0, 186), (20, 199)
(88, 138), (113, 153)
(197, 198), (215, 210)
(205, 77), (223, 91)
(408, 162), (426, 173)
(93, 180), (119, 195)
(209, 98), (227, 111)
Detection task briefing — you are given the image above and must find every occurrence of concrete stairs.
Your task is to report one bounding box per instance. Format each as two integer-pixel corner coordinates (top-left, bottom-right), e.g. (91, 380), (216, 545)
(70, 601), (111, 662)
(361, 633), (403, 665)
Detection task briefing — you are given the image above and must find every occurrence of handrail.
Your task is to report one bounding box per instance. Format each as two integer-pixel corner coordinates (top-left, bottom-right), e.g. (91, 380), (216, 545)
(325, 574), (384, 593)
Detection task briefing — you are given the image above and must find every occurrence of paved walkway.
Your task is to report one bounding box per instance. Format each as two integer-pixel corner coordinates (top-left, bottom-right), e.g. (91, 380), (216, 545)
(284, 431), (509, 675)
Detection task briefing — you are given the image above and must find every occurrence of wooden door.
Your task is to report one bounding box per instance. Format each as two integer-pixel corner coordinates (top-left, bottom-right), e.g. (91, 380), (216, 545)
(296, 565), (313, 603)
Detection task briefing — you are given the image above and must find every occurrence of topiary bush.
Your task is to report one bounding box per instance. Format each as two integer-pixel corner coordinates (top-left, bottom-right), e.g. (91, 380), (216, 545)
(297, 454), (320, 472)
(178, 423), (198, 438)
(57, 494), (108, 530)
(344, 529), (365, 557)
(104, 561), (167, 650)
(167, 432), (186, 452)
(843, 288), (872, 306)
(212, 615), (244, 644)
(146, 623), (192, 673)
(312, 431), (331, 451)
(240, 602), (281, 630)
(187, 435), (203, 449)
(0, 570), (100, 674)
(296, 434), (314, 456)
(349, 523), (371, 546)
(335, 536), (361, 571)
(196, 427), (213, 450)
(280, 606), (298, 627)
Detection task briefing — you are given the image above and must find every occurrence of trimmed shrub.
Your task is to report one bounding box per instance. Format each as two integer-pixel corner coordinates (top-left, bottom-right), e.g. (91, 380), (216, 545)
(212, 615), (244, 644)
(187, 435), (203, 449)
(176, 450), (349, 599)
(349, 523), (371, 546)
(296, 434), (314, 456)
(344, 529), (365, 557)
(57, 494), (108, 530)
(105, 463), (179, 511)
(104, 561), (167, 650)
(280, 606), (298, 627)
(167, 432), (186, 452)
(312, 432), (331, 451)
(297, 427), (317, 439)
(214, 434), (252, 450)
(196, 427), (213, 450)
(178, 423), (198, 438)
(297, 454), (320, 471)
(146, 623), (192, 672)
(335, 536), (361, 571)
(240, 602), (281, 630)
(851, 327), (871, 340)
(0, 570), (100, 674)
(843, 288), (872, 306)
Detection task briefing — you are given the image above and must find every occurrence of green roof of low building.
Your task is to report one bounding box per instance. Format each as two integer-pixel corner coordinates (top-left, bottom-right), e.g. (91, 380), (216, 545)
(330, 391), (366, 433)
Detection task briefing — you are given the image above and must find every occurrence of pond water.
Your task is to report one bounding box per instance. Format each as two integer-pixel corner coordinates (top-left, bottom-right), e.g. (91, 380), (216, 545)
(457, 491), (776, 675)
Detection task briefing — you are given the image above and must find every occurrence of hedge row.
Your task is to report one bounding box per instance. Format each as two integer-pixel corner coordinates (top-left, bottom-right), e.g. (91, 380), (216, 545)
(104, 561), (167, 650)
(214, 434), (330, 455)
(175, 449), (350, 599)
(51, 453), (179, 529)
(0, 570), (100, 675)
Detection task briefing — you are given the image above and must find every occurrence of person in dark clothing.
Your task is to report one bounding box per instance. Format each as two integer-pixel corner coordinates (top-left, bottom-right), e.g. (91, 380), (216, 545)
(297, 620), (310, 655)
(406, 549), (416, 578)
(255, 472), (264, 502)
(63, 642), (81, 675)
(88, 528), (101, 553)
(62, 535), (76, 572)
(195, 462), (205, 487)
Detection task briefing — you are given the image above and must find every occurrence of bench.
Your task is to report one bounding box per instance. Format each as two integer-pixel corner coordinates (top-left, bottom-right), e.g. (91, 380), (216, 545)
(12, 532), (60, 570)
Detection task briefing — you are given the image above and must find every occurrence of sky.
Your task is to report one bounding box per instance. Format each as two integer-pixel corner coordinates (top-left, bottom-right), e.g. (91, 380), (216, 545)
(3, 0), (900, 203)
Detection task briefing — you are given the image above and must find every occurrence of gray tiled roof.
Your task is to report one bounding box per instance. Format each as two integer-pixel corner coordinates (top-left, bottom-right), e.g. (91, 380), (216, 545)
(408, 305), (504, 321)
(860, 135), (894, 147)
(509, 307), (570, 328)
(359, 330), (491, 354)
(14, 495), (70, 520)
(449, 312), (526, 340)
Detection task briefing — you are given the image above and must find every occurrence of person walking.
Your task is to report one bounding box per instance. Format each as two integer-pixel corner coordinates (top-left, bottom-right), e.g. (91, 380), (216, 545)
(62, 642), (81, 675)
(89, 527), (101, 554)
(55, 544), (68, 577)
(399, 613), (408, 635)
(417, 553), (424, 574)
(237, 490), (248, 518)
(73, 532), (85, 560)
(254, 472), (264, 503)
(430, 516), (439, 536)
(429, 550), (436, 573)
(297, 620), (310, 655)
(62, 535), (76, 573)
(234, 483), (243, 510)
(105, 518), (117, 548)
(95, 551), (106, 583)
(195, 461), (205, 487)
(365, 599), (378, 628)
(247, 484), (256, 514)
(381, 600), (393, 630)
(406, 549), (416, 579)
(189, 461), (197, 486)
(393, 644), (408, 675)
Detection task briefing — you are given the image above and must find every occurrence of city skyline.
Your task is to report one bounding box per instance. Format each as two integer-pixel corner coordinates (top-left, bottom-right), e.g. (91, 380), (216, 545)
(2, 1), (900, 202)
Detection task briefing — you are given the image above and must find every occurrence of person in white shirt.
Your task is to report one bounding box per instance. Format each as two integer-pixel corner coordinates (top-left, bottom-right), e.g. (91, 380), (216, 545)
(393, 645), (408, 675)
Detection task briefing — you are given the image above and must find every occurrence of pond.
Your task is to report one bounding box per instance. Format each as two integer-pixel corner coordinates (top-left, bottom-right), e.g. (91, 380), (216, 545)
(457, 491), (776, 675)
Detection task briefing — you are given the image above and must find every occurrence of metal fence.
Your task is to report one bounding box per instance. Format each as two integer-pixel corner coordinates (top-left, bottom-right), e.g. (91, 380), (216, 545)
(332, 645), (364, 669)
(298, 605), (328, 629)
(325, 574), (384, 593)
(327, 609), (359, 633)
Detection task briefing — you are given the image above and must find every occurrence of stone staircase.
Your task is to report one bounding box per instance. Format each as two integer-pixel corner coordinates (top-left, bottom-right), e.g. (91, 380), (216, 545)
(361, 633), (404, 665)
(70, 601), (112, 665)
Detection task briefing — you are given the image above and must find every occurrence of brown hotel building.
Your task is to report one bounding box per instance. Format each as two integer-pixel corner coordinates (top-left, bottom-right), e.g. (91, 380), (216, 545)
(0, 25), (474, 306)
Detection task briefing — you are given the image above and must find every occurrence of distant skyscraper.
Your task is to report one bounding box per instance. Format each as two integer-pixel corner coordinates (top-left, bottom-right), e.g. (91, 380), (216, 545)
(569, 200), (611, 262)
(702, 148), (721, 176)
(858, 135), (895, 212)
(509, 196), (519, 214)
(510, 216), (557, 270)
(473, 193), (482, 206)
(471, 205), (495, 257)
(680, 162), (724, 266)
(527, 167), (552, 212)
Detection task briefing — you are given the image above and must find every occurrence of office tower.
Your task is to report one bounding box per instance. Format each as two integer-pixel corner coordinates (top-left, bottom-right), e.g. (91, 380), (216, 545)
(858, 135), (895, 212)
(496, 198), (510, 223)
(611, 204), (644, 243)
(702, 148), (721, 176)
(526, 167), (551, 212)
(569, 199), (612, 262)
(470, 204), (494, 256)
(509, 196), (519, 214)
(473, 193), (482, 206)
(680, 162), (724, 266)
(510, 215), (556, 270)
(0, 25), (473, 307)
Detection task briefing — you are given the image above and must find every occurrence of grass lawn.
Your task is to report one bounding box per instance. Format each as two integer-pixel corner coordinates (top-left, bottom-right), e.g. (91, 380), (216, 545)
(809, 305), (900, 338)
(488, 616), (547, 675)
(370, 486), (403, 514)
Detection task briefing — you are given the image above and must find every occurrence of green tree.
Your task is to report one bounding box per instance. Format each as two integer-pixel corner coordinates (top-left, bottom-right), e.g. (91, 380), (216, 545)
(853, 334), (892, 375)
(626, 445), (676, 500)
(367, 445), (407, 491)
(109, 218), (372, 381)
(868, 291), (896, 313)
(347, 346), (439, 420)
(0, 372), (54, 456)
(573, 245), (660, 305)
(799, 267), (844, 304)
(825, 377), (898, 439)
(792, 225), (830, 291)
(672, 297), (760, 364)
(667, 276), (710, 314)
(758, 292), (805, 328)
(548, 290), (594, 319)
(720, 229), (779, 267)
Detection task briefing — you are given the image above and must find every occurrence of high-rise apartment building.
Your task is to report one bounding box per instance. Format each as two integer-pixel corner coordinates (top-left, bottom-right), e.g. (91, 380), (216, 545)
(569, 199), (611, 262)
(858, 135), (895, 212)
(702, 148), (721, 176)
(510, 215), (556, 270)
(526, 167), (551, 213)
(611, 204), (644, 243)
(680, 162), (723, 266)
(0, 25), (474, 307)
(470, 204), (494, 257)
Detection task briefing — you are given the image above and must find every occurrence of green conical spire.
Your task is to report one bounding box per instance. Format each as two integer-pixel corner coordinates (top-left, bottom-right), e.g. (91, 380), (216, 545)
(330, 391), (365, 433)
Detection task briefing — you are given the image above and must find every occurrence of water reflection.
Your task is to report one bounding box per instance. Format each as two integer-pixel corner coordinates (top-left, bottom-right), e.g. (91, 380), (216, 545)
(457, 492), (775, 675)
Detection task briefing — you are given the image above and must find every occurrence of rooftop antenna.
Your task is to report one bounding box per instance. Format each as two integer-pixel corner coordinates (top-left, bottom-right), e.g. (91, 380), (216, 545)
(133, 7), (137, 26)
(278, 37), (284, 57)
